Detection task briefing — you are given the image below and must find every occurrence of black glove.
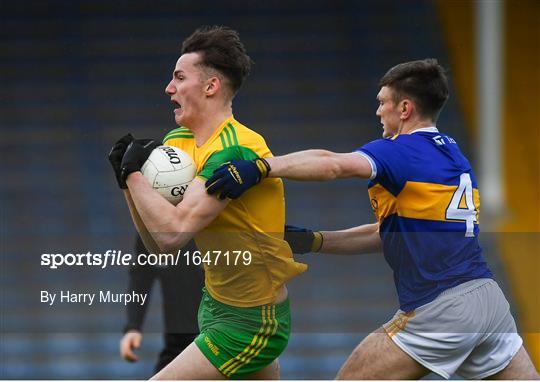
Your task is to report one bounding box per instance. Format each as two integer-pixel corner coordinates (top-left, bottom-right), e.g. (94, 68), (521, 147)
(108, 133), (134, 189)
(120, 139), (160, 187)
(284, 224), (323, 254)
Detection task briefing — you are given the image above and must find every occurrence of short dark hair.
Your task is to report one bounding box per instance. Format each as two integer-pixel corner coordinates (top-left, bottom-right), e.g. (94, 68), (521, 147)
(379, 58), (449, 122)
(181, 26), (252, 97)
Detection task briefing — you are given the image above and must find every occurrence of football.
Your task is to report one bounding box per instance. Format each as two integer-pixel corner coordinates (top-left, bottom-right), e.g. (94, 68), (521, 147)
(141, 146), (196, 205)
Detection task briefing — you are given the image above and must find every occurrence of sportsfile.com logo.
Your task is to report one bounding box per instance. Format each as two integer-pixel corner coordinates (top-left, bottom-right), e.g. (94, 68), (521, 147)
(40, 250), (178, 269)
(40, 250), (253, 269)
(228, 164), (243, 184)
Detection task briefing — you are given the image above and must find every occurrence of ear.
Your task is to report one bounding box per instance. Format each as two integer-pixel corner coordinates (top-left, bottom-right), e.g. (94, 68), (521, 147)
(400, 100), (413, 120)
(204, 76), (221, 97)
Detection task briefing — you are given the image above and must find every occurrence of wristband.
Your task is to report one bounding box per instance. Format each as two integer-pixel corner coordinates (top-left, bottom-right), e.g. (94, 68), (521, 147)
(311, 231), (323, 252)
(254, 157), (271, 179)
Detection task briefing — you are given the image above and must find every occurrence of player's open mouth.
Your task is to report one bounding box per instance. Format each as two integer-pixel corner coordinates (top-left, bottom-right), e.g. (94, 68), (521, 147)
(172, 100), (181, 111)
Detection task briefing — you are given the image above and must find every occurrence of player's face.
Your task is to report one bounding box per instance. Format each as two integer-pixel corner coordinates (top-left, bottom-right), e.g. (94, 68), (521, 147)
(165, 52), (207, 127)
(376, 86), (401, 138)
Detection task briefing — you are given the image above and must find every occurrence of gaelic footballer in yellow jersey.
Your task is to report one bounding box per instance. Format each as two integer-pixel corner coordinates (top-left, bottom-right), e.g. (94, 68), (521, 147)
(163, 115), (307, 307)
(114, 26), (307, 379)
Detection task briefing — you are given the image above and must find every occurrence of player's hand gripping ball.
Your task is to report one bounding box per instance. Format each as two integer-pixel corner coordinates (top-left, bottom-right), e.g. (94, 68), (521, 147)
(140, 146), (196, 205)
(108, 133), (135, 189)
(120, 138), (161, 182)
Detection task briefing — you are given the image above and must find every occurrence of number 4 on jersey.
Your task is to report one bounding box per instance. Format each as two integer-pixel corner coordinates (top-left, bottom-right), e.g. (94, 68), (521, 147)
(446, 173), (478, 237)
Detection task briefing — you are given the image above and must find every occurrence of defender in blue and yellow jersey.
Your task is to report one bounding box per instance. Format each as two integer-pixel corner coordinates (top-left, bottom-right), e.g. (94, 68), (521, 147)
(357, 127), (492, 312)
(204, 59), (537, 379)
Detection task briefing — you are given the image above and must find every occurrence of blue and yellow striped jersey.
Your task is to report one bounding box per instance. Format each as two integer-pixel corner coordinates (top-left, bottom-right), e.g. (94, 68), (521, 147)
(358, 127), (492, 311)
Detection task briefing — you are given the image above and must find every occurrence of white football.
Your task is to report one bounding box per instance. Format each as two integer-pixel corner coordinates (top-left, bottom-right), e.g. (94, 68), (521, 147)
(141, 146), (196, 205)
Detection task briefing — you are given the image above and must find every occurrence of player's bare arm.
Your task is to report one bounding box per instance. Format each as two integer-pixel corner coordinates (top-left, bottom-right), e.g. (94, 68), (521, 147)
(286, 223), (381, 255)
(320, 223), (381, 255)
(123, 189), (162, 255)
(267, 150), (373, 180)
(126, 172), (228, 252)
(206, 150), (373, 199)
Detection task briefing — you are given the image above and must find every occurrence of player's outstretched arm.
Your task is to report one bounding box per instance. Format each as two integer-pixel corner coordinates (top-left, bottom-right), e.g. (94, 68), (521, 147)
(320, 223), (381, 255)
(285, 223), (381, 255)
(127, 173), (228, 253)
(206, 150), (373, 199)
(267, 150), (373, 181)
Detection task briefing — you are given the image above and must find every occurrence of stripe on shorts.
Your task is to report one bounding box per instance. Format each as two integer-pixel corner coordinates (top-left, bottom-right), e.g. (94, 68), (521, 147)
(219, 305), (278, 377)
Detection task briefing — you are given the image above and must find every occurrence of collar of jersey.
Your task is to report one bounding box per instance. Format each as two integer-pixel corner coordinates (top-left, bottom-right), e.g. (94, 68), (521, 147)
(195, 115), (235, 150)
(409, 126), (439, 134)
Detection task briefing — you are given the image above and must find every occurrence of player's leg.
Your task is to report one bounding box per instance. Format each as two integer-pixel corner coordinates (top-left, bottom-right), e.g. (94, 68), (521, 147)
(456, 280), (538, 380)
(174, 289), (291, 379)
(247, 359), (280, 380)
(337, 281), (494, 380)
(150, 341), (225, 380)
(336, 328), (430, 380)
(487, 346), (539, 380)
(154, 333), (197, 373)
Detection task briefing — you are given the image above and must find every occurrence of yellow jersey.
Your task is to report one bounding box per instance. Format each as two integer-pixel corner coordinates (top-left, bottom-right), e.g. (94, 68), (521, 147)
(163, 115), (307, 307)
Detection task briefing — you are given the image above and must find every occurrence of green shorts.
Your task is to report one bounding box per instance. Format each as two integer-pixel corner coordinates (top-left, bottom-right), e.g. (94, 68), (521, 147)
(194, 288), (291, 379)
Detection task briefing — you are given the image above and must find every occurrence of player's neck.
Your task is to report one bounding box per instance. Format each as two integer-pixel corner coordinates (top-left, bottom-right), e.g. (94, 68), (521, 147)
(190, 106), (232, 147)
(400, 118), (435, 135)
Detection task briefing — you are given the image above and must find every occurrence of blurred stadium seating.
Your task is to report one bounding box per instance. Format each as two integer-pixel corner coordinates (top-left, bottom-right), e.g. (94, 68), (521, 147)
(1, 0), (535, 379)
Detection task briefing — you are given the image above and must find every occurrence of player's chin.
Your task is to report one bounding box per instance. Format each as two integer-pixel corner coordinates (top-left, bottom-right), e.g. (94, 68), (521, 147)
(174, 114), (183, 126)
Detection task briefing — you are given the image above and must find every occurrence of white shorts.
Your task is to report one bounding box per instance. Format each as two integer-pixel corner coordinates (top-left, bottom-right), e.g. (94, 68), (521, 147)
(383, 279), (523, 379)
